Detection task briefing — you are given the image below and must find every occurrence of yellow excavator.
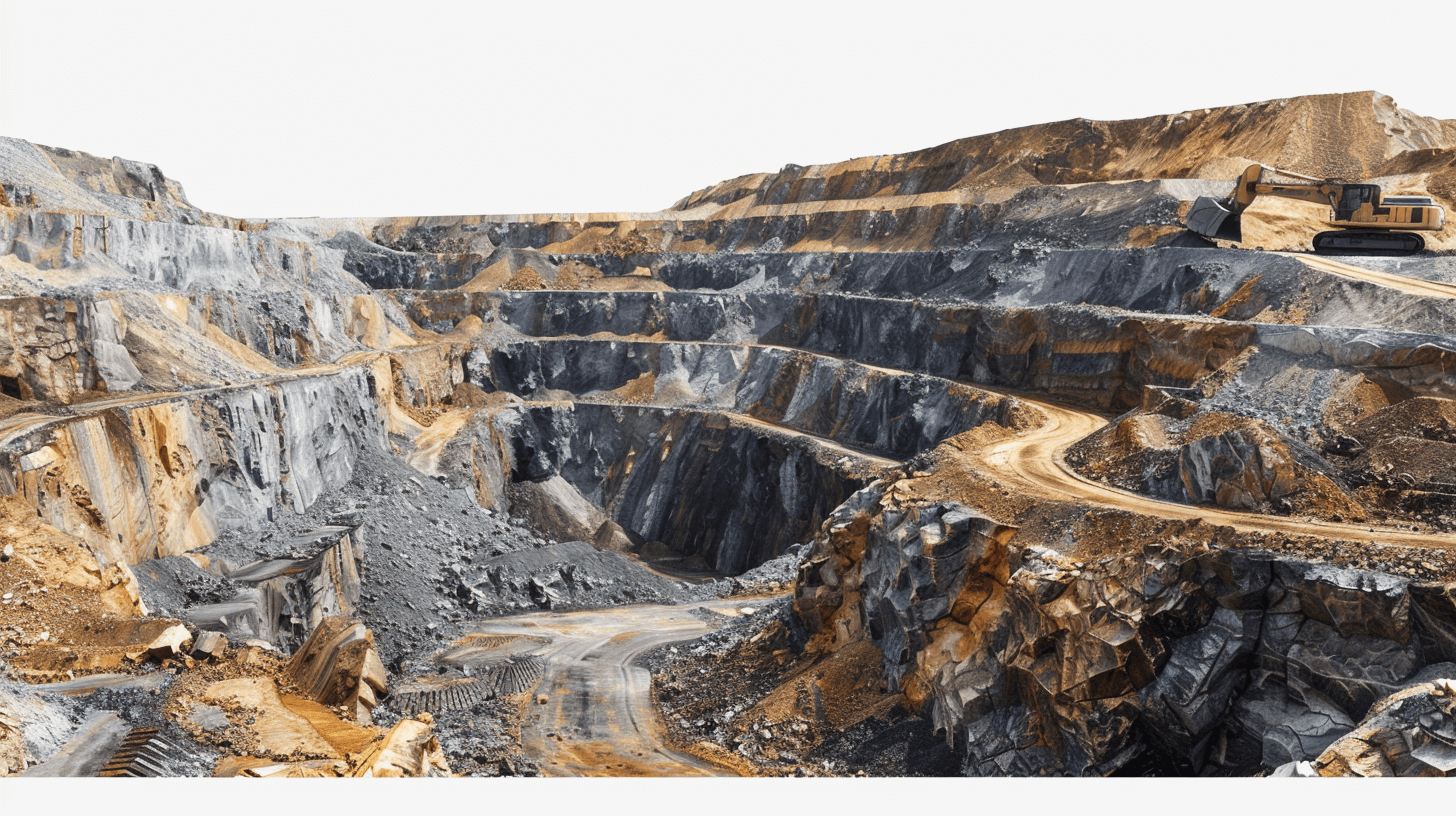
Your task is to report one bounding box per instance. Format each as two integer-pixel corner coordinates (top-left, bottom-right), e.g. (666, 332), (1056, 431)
(1185, 164), (1445, 255)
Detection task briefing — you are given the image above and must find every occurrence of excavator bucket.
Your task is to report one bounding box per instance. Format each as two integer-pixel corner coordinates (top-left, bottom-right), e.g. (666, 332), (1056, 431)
(1185, 196), (1242, 243)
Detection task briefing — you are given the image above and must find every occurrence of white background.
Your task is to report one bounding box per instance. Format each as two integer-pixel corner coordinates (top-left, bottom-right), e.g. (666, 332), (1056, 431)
(1, 1), (1452, 218)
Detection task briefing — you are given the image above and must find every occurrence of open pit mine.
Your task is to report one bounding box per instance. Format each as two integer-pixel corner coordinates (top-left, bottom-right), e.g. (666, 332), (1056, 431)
(6, 90), (1456, 778)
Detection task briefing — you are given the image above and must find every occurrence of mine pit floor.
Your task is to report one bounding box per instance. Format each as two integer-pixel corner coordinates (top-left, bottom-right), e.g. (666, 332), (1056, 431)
(446, 597), (780, 776)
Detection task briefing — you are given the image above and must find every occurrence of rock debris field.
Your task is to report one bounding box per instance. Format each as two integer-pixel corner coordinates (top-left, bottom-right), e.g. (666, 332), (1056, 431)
(5, 90), (1456, 777)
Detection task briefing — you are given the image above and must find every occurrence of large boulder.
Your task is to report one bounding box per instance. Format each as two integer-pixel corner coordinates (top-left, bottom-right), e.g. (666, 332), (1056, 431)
(1179, 428), (1300, 511)
(1314, 669), (1456, 777)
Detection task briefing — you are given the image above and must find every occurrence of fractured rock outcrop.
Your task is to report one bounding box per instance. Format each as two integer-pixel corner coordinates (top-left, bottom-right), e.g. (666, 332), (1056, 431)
(187, 525), (363, 651)
(286, 617), (387, 723)
(2, 364), (388, 568)
(796, 481), (1456, 775)
(1311, 670), (1456, 776)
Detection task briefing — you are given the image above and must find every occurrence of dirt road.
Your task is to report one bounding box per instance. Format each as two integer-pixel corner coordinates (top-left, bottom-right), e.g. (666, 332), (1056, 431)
(979, 394), (1456, 550)
(1289, 253), (1456, 300)
(457, 598), (777, 776)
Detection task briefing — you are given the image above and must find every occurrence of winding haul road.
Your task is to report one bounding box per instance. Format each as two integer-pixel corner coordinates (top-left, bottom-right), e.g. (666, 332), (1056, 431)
(978, 393), (1456, 550)
(457, 598), (776, 777)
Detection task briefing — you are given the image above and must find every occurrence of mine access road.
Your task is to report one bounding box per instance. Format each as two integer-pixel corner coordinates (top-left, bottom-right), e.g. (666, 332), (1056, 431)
(457, 597), (779, 776)
(979, 394), (1456, 550)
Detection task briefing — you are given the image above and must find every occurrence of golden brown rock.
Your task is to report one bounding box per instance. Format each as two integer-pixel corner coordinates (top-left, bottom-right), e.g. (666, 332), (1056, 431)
(200, 677), (339, 759)
(286, 618), (387, 724)
(350, 716), (451, 777)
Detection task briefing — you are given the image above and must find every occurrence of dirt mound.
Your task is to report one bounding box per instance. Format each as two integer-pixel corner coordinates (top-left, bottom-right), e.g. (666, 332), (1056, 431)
(444, 380), (508, 409)
(501, 266), (548, 291)
(1349, 396), (1456, 449)
(1324, 373), (1415, 432)
(673, 92), (1456, 211)
(1375, 145), (1456, 215)
(594, 229), (659, 258)
(553, 260), (603, 290)
(1354, 436), (1456, 491)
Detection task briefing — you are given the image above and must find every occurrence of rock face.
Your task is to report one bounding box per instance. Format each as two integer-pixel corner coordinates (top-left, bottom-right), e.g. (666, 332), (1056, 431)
(286, 618), (388, 723)
(327, 230), (489, 291)
(460, 402), (894, 574)
(796, 482), (1456, 775)
(0, 363), (389, 568)
(187, 525), (364, 651)
(405, 288), (1263, 412)
(1314, 673), (1456, 776)
(1179, 428), (1301, 511)
(472, 338), (1023, 459)
(0, 297), (140, 400)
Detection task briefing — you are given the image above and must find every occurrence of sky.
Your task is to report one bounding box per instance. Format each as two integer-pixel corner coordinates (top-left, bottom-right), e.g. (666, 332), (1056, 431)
(0, 1), (1453, 219)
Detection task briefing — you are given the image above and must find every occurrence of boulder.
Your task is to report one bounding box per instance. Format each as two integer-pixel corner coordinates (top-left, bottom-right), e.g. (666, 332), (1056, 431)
(1314, 669), (1456, 777)
(351, 714), (451, 778)
(1179, 428), (1298, 511)
(138, 623), (192, 660)
(286, 618), (388, 723)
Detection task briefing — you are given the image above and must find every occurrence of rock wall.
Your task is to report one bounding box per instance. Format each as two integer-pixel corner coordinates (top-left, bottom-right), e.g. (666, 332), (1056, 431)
(1257, 325), (1456, 395)
(405, 291), (1259, 411)
(795, 485), (1456, 775)
(0, 209), (421, 368)
(471, 339), (1025, 460)
(0, 137), (234, 226)
(0, 296), (142, 401)
(326, 231), (489, 291)
(0, 361), (390, 569)
(461, 402), (894, 574)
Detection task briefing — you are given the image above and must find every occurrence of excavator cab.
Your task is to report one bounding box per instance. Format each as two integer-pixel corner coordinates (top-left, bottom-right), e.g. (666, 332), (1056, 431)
(1334, 185), (1377, 221)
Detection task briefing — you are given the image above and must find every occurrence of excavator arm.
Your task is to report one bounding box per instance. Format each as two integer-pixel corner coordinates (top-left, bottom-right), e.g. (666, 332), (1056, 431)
(1186, 165), (1340, 243)
(1186, 163), (1444, 254)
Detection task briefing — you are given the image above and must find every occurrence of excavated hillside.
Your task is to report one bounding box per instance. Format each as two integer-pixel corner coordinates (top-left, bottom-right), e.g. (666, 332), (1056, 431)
(3, 90), (1456, 778)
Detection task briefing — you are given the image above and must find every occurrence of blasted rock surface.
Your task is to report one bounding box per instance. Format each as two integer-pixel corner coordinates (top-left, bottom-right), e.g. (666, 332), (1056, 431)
(796, 482), (1456, 775)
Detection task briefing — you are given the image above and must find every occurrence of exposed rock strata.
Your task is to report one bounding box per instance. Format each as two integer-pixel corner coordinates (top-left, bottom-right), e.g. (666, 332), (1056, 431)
(452, 402), (895, 573)
(796, 481), (1456, 775)
(0, 363), (390, 568)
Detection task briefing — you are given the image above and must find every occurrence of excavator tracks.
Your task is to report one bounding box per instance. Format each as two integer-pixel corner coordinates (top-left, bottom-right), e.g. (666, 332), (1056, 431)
(1313, 230), (1425, 256)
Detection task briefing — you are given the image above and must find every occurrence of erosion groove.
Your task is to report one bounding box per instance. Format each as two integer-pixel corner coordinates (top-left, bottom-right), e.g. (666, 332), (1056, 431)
(4, 90), (1456, 778)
